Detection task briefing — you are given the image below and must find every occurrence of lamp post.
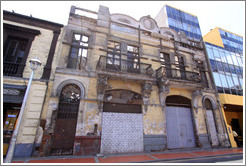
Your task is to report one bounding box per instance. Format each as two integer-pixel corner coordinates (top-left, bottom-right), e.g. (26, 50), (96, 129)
(5, 58), (41, 163)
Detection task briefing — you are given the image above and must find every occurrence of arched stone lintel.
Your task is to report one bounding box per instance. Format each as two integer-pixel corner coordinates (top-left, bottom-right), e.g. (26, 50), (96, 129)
(202, 95), (218, 110)
(56, 79), (85, 98)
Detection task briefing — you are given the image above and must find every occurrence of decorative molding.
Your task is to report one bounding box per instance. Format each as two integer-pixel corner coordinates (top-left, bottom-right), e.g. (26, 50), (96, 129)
(56, 79), (85, 98)
(142, 81), (153, 99)
(157, 78), (170, 94)
(146, 66), (154, 76)
(192, 89), (203, 98)
(117, 18), (131, 24)
(202, 95), (218, 110)
(142, 17), (155, 30)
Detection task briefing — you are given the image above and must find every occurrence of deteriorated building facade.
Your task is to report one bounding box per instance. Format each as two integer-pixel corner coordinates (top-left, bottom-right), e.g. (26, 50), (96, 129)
(38, 5), (231, 156)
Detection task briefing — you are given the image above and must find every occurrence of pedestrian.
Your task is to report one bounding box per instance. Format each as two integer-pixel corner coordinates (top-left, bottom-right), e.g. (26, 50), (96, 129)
(233, 130), (239, 147)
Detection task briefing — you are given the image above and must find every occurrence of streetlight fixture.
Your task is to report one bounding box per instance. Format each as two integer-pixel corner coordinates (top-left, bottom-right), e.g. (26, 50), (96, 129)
(5, 58), (41, 163)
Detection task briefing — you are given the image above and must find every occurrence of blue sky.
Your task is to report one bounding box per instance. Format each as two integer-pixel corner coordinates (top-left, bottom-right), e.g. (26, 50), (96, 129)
(1, 1), (245, 37)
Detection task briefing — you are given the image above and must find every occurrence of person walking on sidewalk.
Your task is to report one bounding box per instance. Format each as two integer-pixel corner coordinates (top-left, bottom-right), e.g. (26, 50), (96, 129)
(233, 130), (240, 147)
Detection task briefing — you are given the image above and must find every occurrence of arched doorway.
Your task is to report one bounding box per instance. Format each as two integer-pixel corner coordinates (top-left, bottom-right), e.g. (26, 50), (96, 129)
(101, 89), (143, 154)
(50, 84), (81, 155)
(204, 98), (219, 147)
(166, 95), (196, 149)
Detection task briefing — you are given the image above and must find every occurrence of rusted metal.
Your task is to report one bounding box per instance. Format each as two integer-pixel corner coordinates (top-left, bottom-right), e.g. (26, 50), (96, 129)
(97, 55), (153, 76)
(50, 85), (80, 156)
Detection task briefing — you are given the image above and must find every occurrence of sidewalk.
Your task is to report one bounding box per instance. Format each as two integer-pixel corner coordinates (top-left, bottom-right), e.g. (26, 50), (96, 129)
(10, 148), (243, 163)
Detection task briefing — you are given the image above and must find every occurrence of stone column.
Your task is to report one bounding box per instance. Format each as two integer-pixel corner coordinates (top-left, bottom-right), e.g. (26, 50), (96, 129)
(213, 107), (230, 147)
(191, 90), (206, 148)
(97, 75), (108, 112)
(157, 78), (170, 149)
(142, 81), (153, 114)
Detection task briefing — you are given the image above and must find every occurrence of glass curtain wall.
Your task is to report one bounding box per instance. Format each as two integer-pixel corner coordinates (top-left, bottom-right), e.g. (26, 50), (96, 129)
(219, 29), (243, 53)
(166, 5), (202, 41)
(206, 43), (243, 95)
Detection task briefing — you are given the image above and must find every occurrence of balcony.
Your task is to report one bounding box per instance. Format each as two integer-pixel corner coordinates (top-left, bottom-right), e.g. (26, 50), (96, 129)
(156, 66), (207, 85)
(3, 61), (24, 77)
(96, 55), (154, 77)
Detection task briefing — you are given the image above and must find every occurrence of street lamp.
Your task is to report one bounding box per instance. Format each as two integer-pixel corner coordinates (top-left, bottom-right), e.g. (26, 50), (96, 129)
(5, 58), (41, 163)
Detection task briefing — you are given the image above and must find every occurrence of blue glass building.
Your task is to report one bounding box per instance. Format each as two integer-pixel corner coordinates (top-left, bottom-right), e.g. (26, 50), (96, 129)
(204, 27), (243, 147)
(155, 5), (202, 41)
(204, 28), (243, 96)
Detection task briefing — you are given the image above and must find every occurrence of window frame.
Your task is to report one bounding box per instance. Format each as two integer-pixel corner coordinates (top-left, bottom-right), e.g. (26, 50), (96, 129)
(3, 23), (40, 77)
(67, 33), (89, 70)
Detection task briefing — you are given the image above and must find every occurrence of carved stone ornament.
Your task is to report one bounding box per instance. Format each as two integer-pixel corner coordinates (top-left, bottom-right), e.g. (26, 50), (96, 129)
(117, 18), (131, 24)
(142, 17), (155, 30)
(157, 78), (170, 93)
(142, 81), (153, 98)
(192, 89), (203, 98)
(146, 66), (154, 76)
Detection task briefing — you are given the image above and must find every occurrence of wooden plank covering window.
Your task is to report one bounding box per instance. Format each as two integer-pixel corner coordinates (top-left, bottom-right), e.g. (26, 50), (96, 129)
(103, 103), (142, 114)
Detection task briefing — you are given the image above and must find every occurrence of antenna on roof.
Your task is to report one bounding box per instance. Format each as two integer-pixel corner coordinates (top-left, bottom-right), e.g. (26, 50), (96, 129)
(30, 14), (32, 17)
(12, 10), (15, 13)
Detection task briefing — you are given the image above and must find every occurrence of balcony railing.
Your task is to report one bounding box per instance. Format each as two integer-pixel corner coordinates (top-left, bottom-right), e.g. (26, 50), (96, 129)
(97, 56), (154, 77)
(156, 66), (203, 83)
(3, 61), (24, 77)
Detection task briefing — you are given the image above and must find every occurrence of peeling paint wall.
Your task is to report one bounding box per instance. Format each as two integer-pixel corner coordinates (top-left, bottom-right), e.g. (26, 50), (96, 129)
(143, 106), (164, 135)
(38, 5), (230, 155)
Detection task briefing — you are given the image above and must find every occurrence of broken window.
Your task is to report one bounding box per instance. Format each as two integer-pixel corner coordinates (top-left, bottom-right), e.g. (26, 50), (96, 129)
(127, 45), (140, 73)
(174, 55), (185, 79)
(67, 33), (89, 70)
(160, 52), (172, 77)
(106, 41), (121, 70)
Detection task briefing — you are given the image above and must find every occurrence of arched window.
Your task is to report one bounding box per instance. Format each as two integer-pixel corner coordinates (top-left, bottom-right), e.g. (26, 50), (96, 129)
(58, 84), (81, 118)
(204, 98), (213, 110)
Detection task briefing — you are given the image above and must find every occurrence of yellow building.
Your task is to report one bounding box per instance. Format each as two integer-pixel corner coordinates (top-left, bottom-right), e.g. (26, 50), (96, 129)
(3, 5), (232, 159)
(35, 5), (231, 157)
(204, 28), (243, 147)
(3, 10), (63, 158)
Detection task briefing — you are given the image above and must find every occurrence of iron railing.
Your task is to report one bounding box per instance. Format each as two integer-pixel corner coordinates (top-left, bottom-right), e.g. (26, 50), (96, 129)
(3, 61), (24, 77)
(97, 55), (154, 77)
(156, 66), (203, 83)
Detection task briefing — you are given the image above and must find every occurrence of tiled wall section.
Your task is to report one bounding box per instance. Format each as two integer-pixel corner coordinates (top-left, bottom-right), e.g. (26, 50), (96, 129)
(101, 112), (143, 154)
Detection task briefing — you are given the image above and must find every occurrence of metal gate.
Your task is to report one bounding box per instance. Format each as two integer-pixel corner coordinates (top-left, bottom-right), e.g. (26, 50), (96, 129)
(50, 84), (80, 156)
(166, 106), (196, 149)
(206, 110), (219, 146)
(50, 102), (79, 155)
